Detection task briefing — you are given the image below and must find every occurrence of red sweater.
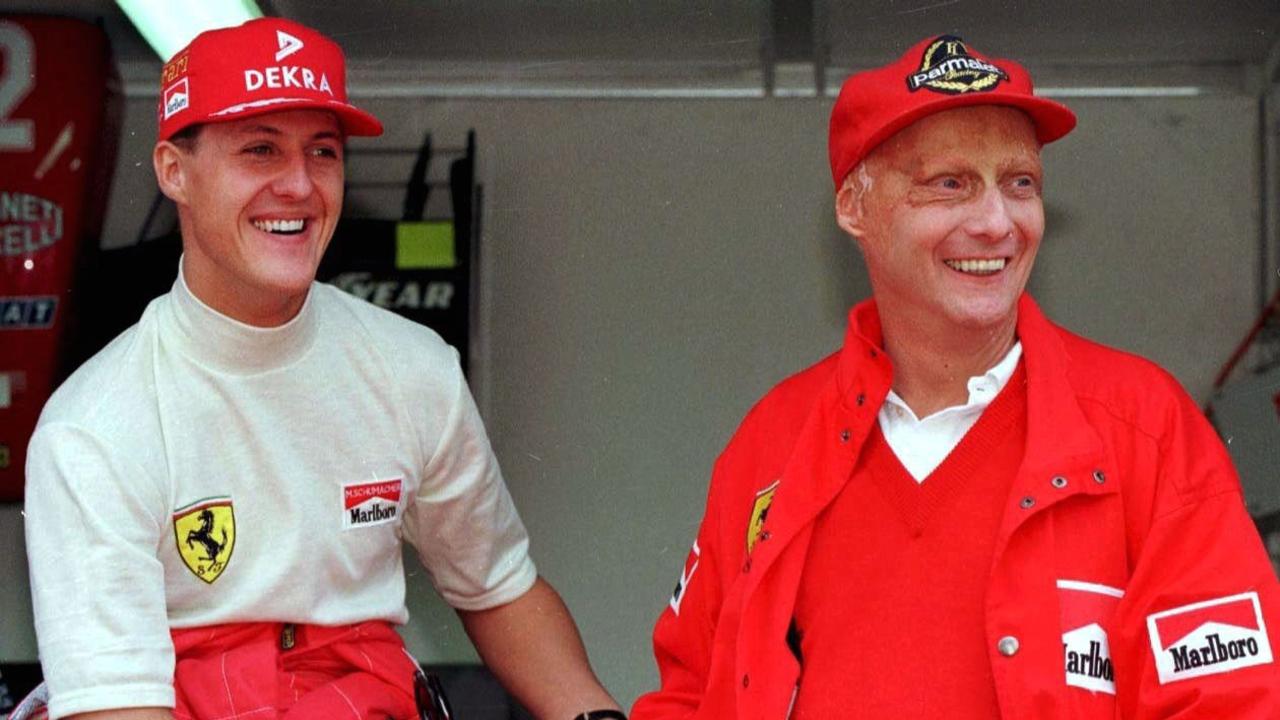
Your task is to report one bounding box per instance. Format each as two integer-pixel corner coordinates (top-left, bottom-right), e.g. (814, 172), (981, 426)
(791, 364), (1027, 719)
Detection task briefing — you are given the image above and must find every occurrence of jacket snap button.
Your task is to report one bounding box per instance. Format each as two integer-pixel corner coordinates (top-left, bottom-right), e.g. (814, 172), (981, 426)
(1093, 469), (1106, 484)
(742, 559), (752, 573)
(998, 636), (1020, 657)
(856, 393), (866, 406)
(742, 674), (750, 688)
(840, 429), (851, 442)
(869, 349), (878, 358)
(1019, 496), (1035, 509)
(1051, 475), (1068, 489)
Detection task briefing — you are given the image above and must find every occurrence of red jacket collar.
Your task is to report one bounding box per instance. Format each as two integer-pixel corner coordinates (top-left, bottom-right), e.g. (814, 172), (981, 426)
(1014, 294), (1109, 479)
(744, 294), (1114, 604)
(835, 293), (1107, 479)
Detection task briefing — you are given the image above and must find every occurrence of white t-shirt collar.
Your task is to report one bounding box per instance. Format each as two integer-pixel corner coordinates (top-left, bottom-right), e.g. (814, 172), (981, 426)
(165, 256), (319, 374)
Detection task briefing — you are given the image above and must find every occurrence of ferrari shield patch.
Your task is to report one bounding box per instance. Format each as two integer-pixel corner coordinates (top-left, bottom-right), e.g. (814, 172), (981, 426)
(173, 497), (235, 584)
(747, 480), (780, 554)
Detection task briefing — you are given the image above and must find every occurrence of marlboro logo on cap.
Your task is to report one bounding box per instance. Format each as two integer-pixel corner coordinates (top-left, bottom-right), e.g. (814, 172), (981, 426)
(827, 34), (1076, 189)
(1146, 592), (1274, 684)
(156, 17), (382, 141)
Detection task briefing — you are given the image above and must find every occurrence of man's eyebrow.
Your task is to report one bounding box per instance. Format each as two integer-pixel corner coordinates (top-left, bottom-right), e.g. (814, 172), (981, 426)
(233, 127), (342, 141)
(907, 156), (963, 175)
(237, 124), (282, 136)
(997, 154), (1042, 173)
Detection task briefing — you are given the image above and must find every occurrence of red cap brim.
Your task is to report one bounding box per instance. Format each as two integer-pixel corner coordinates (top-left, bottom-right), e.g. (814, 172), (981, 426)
(828, 36), (1078, 188)
(178, 98), (383, 139)
(858, 93), (1076, 168)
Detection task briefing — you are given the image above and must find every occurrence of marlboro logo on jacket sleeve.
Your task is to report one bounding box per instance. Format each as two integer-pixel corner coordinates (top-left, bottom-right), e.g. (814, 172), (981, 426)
(1146, 592), (1273, 684)
(342, 478), (403, 530)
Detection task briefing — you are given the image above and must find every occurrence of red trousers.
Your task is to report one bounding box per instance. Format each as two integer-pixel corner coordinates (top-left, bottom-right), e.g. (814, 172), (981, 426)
(170, 621), (419, 720)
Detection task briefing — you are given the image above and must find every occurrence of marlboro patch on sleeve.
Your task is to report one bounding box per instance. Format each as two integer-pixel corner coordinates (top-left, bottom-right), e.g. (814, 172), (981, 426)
(342, 478), (403, 530)
(1146, 591), (1274, 684)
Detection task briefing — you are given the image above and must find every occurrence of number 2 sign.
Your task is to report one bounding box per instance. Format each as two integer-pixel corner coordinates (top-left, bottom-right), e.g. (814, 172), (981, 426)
(0, 15), (122, 500)
(0, 20), (35, 152)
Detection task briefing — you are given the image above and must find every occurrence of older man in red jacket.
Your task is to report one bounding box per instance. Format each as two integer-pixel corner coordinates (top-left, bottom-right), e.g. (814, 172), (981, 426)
(632, 35), (1280, 720)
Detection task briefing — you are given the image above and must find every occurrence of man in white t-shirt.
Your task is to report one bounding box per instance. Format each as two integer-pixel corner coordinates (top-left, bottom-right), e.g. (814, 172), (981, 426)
(23, 17), (625, 720)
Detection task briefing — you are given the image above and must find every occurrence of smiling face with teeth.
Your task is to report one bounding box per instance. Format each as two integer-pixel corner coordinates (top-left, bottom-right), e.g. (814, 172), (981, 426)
(837, 105), (1043, 349)
(154, 109), (345, 326)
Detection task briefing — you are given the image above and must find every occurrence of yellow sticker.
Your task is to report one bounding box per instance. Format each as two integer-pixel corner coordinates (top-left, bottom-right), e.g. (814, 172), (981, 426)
(160, 53), (189, 85)
(173, 497), (235, 584)
(747, 480), (780, 554)
(396, 221), (456, 269)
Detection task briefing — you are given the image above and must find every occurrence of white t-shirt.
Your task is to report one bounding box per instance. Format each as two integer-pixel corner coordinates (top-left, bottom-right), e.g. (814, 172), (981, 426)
(24, 271), (536, 718)
(878, 342), (1022, 482)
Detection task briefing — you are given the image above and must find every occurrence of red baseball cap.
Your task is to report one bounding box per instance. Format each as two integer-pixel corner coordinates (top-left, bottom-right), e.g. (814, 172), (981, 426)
(828, 35), (1075, 188)
(156, 17), (382, 141)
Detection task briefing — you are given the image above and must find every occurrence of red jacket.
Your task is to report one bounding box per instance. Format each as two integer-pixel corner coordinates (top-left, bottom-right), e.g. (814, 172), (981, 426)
(632, 296), (1280, 720)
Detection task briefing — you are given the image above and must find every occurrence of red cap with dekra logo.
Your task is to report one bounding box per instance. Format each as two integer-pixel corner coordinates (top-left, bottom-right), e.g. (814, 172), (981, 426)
(828, 35), (1076, 189)
(156, 17), (383, 141)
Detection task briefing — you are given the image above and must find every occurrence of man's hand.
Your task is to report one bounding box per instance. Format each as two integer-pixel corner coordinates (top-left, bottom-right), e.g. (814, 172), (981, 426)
(458, 576), (622, 720)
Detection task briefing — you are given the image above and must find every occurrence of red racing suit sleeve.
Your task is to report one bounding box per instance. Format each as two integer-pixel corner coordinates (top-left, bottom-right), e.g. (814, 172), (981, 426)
(631, 357), (834, 720)
(1110, 388), (1280, 718)
(631, 465), (727, 720)
(633, 412), (766, 720)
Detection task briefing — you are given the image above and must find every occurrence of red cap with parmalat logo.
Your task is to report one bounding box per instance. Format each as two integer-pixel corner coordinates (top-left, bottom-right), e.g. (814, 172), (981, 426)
(156, 17), (383, 141)
(828, 35), (1076, 189)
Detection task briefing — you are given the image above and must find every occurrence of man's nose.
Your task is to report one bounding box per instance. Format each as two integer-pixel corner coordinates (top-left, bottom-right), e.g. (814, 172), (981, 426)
(271, 152), (314, 199)
(964, 186), (1016, 241)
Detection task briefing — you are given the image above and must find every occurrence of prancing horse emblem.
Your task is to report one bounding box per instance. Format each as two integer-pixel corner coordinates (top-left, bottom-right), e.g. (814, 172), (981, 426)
(187, 510), (226, 560)
(747, 480), (780, 554)
(173, 497), (236, 584)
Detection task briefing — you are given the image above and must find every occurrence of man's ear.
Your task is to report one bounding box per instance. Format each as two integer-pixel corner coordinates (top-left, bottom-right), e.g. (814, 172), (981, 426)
(153, 140), (189, 205)
(834, 172), (867, 240)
